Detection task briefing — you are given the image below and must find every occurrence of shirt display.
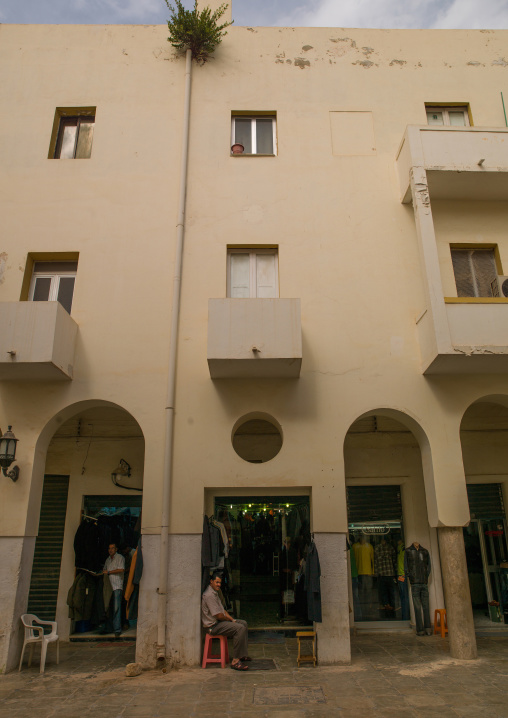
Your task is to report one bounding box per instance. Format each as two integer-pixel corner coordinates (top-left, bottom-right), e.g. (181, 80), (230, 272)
(353, 541), (374, 575)
(374, 541), (396, 576)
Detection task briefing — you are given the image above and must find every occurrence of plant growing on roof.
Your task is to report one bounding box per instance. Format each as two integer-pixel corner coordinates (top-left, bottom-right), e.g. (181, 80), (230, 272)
(165, 0), (233, 64)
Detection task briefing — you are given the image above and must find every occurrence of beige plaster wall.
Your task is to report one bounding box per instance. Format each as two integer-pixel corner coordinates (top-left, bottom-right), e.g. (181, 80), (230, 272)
(2, 24), (508, 552)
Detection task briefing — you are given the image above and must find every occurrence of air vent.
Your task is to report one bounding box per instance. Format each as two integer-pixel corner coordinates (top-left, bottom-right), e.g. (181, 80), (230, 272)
(490, 276), (508, 298)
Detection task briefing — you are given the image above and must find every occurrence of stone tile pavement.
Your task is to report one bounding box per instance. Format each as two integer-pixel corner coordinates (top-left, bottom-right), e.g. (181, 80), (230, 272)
(1, 633), (508, 717)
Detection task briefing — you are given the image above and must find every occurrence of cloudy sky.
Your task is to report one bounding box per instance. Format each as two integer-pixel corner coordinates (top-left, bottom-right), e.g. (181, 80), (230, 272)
(1, 0), (508, 29)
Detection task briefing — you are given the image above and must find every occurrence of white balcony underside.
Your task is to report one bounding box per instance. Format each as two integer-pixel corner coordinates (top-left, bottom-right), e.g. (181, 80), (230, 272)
(207, 298), (302, 379)
(0, 302), (78, 381)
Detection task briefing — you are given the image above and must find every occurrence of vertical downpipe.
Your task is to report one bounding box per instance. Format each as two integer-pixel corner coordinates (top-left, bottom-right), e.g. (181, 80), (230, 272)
(157, 47), (193, 663)
(501, 92), (508, 127)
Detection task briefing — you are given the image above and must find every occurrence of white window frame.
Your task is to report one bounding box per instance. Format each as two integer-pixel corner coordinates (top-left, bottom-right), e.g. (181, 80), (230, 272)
(231, 116), (277, 155)
(28, 261), (78, 313)
(227, 248), (279, 298)
(426, 106), (470, 127)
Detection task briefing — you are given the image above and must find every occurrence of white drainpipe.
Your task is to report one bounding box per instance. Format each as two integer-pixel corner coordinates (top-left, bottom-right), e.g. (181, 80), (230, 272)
(157, 47), (193, 663)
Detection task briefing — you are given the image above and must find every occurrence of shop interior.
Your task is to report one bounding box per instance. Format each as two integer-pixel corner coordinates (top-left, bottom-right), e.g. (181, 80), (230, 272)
(69, 495), (142, 639)
(210, 496), (312, 628)
(349, 521), (408, 622)
(347, 485), (408, 623)
(464, 510), (508, 626)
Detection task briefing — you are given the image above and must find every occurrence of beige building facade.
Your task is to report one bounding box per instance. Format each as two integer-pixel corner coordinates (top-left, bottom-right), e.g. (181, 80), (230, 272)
(1, 11), (508, 672)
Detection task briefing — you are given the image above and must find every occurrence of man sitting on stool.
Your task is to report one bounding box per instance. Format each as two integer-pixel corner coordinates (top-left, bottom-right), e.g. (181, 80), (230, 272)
(201, 572), (250, 671)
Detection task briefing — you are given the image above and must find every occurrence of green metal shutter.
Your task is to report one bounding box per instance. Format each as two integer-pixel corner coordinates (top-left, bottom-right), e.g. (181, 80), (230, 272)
(467, 483), (505, 519)
(347, 485), (402, 523)
(27, 475), (69, 621)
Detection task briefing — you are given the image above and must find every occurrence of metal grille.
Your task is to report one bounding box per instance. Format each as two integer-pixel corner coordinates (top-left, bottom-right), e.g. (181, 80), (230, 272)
(467, 483), (505, 519)
(27, 475), (69, 621)
(347, 485), (402, 523)
(451, 249), (497, 297)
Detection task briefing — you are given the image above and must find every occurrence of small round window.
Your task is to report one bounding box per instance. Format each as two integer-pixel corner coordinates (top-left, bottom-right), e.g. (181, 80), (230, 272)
(232, 415), (282, 463)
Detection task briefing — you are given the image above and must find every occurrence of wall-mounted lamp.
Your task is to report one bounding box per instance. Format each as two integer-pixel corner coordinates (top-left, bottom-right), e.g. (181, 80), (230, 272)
(0, 426), (19, 482)
(112, 458), (131, 482)
(111, 459), (141, 492)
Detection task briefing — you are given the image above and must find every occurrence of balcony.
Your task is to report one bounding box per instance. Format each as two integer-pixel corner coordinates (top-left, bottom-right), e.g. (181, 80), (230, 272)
(396, 125), (508, 374)
(397, 125), (508, 202)
(0, 302), (78, 380)
(207, 298), (302, 378)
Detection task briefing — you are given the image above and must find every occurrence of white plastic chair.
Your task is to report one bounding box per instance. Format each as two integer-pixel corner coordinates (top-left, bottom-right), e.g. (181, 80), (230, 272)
(19, 614), (59, 673)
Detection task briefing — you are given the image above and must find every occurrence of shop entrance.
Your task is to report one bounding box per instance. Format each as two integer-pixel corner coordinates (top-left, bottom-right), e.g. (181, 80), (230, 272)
(213, 496), (311, 628)
(70, 495), (142, 639)
(347, 486), (409, 623)
(464, 484), (508, 625)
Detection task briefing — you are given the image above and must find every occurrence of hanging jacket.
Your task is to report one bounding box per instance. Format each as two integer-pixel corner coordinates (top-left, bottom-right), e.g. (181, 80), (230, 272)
(404, 544), (431, 585)
(67, 572), (97, 621)
(305, 541), (322, 623)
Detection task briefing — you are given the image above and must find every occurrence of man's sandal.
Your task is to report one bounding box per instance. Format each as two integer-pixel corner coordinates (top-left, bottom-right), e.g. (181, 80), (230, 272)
(240, 656), (252, 661)
(231, 662), (248, 671)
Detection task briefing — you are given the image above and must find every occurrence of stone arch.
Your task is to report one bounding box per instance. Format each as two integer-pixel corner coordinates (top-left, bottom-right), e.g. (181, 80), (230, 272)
(26, 399), (146, 535)
(343, 406), (438, 526)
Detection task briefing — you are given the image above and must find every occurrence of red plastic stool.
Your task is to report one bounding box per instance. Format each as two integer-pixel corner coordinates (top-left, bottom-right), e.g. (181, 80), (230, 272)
(202, 633), (229, 668)
(433, 609), (448, 638)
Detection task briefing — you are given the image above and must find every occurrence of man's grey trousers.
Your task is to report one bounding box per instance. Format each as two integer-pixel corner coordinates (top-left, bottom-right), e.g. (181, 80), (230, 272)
(210, 619), (249, 659)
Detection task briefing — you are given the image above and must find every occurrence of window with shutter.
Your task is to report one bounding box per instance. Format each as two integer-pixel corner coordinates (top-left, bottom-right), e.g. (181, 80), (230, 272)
(231, 115), (277, 155)
(451, 248), (497, 298)
(227, 249), (278, 298)
(425, 105), (469, 127)
(49, 107), (96, 159)
(29, 261), (78, 313)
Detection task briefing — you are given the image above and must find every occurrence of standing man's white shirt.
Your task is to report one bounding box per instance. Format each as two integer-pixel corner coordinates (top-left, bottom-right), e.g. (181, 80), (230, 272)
(104, 552), (125, 591)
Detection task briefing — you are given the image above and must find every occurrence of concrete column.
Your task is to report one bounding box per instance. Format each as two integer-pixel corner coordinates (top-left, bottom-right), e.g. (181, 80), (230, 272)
(438, 526), (477, 660)
(313, 533), (350, 664)
(136, 534), (159, 668)
(0, 536), (35, 673)
(166, 534), (202, 667)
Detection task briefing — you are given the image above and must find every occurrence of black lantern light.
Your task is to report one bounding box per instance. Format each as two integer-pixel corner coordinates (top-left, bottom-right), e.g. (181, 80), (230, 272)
(0, 426), (19, 481)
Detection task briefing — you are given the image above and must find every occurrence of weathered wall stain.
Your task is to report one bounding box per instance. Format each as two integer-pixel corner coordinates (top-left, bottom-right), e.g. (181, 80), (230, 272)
(492, 57), (508, 66)
(353, 60), (375, 68)
(330, 37), (357, 48)
(467, 61), (483, 66)
(0, 253), (8, 285)
(390, 59), (406, 67)
(302, 45), (313, 52)
(294, 57), (311, 69)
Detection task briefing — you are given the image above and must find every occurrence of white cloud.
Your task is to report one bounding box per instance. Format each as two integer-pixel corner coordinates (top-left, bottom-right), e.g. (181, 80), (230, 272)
(100, 0), (163, 20)
(277, 0), (508, 29)
(433, 0), (508, 28)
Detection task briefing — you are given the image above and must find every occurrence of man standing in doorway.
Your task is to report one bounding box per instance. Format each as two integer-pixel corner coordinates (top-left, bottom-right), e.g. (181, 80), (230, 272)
(201, 573), (250, 671)
(103, 543), (125, 637)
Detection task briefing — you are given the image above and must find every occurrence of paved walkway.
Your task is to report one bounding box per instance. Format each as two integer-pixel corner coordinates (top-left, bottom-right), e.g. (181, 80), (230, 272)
(2, 632), (508, 717)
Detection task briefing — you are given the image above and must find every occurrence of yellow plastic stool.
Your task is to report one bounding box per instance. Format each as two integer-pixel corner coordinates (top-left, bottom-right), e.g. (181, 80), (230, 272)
(433, 609), (448, 638)
(297, 630), (317, 667)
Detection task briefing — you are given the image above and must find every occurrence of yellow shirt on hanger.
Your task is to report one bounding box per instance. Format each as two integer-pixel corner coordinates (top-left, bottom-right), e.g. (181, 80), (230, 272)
(353, 541), (374, 575)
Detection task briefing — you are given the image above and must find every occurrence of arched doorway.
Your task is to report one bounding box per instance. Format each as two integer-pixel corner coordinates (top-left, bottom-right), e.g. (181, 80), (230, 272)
(27, 401), (145, 641)
(460, 397), (508, 627)
(344, 410), (444, 629)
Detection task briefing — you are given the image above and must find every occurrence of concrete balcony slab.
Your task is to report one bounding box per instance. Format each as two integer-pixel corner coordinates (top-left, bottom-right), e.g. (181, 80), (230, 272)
(0, 301), (78, 380)
(207, 298), (302, 379)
